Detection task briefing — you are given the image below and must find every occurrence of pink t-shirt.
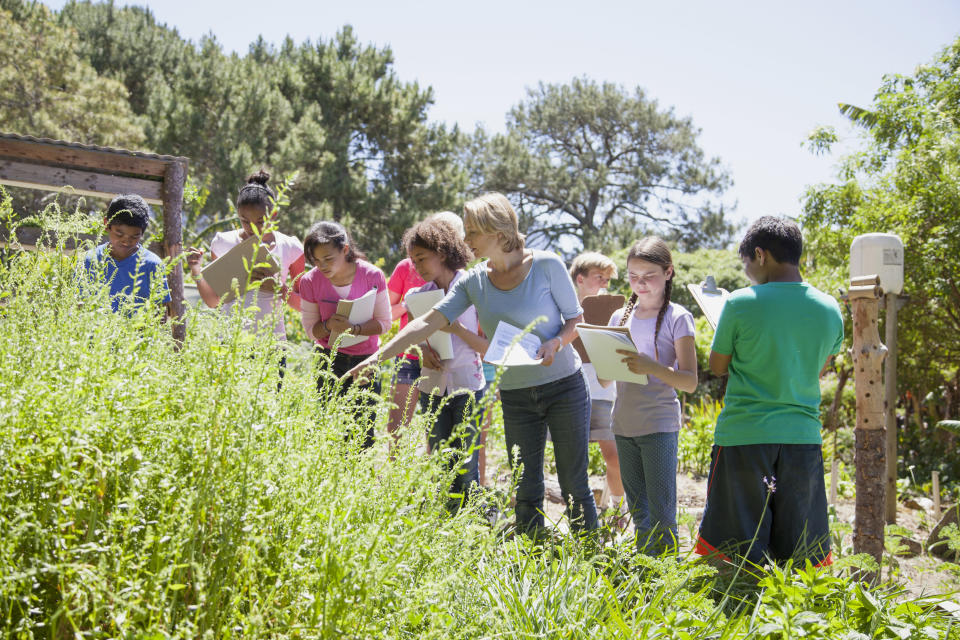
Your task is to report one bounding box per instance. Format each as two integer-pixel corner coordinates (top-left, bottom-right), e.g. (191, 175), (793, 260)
(299, 260), (389, 355)
(387, 258), (426, 330)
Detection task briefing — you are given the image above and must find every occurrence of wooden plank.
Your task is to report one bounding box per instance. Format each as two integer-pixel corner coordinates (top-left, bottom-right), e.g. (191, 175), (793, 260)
(0, 159), (163, 204)
(0, 137), (170, 178)
(0, 224), (98, 254)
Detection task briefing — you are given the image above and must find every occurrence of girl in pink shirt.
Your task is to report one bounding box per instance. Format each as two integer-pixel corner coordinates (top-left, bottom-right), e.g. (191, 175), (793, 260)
(299, 221), (391, 449)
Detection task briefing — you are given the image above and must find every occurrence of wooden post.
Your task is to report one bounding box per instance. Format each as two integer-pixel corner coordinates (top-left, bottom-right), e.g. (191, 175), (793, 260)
(933, 471), (941, 519)
(884, 294), (899, 523)
(849, 274), (887, 580)
(162, 161), (187, 345)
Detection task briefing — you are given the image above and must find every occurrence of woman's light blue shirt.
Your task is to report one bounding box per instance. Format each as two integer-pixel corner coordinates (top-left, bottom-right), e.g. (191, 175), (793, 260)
(434, 250), (583, 390)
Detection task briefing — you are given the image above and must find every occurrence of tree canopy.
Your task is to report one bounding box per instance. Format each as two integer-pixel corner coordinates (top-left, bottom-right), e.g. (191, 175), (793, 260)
(9, 0), (469, 262)
(802, 36), (960, 479)
(0, 2), (144, 148)
(474, 78), (736, 254)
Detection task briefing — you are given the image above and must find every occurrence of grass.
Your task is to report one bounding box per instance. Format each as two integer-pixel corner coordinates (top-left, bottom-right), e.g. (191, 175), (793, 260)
(1, 196), (958, 638)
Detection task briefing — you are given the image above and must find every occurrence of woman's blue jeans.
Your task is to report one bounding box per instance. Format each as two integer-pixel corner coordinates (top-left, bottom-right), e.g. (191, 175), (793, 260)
(615, 431), (679, 554)
(500, 371), (598, 533)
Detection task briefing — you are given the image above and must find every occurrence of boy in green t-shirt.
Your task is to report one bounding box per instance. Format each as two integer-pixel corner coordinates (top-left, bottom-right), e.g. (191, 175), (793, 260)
(696, 216), (843, 567)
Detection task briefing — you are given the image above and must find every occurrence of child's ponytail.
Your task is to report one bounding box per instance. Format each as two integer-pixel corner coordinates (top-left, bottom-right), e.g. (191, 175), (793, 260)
(618, 293), (638, 328)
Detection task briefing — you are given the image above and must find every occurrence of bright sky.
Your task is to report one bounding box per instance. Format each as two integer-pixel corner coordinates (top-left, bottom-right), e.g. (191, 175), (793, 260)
(44, 0), (960, 227)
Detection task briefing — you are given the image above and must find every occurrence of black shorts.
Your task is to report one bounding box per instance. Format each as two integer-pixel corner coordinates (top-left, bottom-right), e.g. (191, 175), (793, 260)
(696, 443), (831, 567)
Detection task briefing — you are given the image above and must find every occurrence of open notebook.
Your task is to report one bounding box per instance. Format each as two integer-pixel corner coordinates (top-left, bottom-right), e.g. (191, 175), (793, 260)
(575, 324), (647, 384)
(331, 288), (377, 348)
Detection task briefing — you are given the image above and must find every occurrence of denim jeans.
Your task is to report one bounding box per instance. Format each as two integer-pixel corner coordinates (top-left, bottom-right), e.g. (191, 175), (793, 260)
(420, 390), (482, 503)
(615, 431), (678, 554)
(317, 348), (379, 449)
(500, 371), (597, 532)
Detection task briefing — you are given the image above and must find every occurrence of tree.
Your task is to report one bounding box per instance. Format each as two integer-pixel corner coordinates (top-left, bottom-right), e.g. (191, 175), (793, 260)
(801, 36), (960, 483)
(54, 3), (469, 262)
(0, 2), (144, 148)
(474, 77), (735, 254)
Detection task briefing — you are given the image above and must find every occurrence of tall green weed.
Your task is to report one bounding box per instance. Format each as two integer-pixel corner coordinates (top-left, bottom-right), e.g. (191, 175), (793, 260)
(0, 198), (957, 637)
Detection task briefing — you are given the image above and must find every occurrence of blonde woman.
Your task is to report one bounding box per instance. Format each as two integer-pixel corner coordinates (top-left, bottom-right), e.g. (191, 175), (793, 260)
(348, 193), (597, 534)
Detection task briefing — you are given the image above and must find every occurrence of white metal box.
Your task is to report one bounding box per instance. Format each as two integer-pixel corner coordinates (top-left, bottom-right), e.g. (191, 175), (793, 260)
(850, 233), (904, 294)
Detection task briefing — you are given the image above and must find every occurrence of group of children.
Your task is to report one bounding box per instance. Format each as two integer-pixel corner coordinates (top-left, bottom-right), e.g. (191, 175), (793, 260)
(81, 172), (843, 568)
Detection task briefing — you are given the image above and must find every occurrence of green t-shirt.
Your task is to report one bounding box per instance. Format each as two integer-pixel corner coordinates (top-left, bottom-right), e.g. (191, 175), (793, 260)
(711, 282), (844, 446)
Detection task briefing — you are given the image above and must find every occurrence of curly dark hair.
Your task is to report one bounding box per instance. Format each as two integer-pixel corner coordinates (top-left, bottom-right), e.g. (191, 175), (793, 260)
(738, 216), (803, 265)
(402, 218), (473, 271)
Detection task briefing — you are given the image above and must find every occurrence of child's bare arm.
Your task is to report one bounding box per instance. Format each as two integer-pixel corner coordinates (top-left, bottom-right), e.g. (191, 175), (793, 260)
(709, 350), (732, 376)
(445, 321), (489, 356)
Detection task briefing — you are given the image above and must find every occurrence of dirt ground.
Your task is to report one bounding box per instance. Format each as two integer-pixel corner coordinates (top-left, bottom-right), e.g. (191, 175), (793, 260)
(480, 458), (960, 599)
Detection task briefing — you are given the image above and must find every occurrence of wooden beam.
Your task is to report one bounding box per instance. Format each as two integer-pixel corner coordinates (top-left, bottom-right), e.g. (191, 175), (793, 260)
(0, 159), (163, 204)
(162, 161), (187, 345)
(0, 137), (170, 178)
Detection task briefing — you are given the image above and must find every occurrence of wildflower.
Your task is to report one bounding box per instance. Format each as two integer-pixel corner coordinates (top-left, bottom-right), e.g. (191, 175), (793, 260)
(762, 475), (777, 493)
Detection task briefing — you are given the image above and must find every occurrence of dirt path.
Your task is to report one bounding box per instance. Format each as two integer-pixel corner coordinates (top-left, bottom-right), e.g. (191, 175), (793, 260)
(482, 461), (959, 597)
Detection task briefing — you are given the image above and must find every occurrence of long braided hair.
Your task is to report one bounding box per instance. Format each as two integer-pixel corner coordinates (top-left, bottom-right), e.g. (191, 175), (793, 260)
(617, 237), (674, 360)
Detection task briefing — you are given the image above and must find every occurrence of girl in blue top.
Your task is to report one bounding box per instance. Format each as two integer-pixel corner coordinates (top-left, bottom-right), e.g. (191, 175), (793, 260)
(348, 193), (597, 534)
(603, 237), (698, 553)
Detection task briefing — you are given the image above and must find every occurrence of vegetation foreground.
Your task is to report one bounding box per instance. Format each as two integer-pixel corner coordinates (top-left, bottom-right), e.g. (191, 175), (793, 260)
(1, 236), (958, 638)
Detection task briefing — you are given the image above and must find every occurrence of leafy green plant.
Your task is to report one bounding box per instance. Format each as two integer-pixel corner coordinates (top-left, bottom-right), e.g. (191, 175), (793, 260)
(679, 400), (721, 477)
(2, 197), (959, 638)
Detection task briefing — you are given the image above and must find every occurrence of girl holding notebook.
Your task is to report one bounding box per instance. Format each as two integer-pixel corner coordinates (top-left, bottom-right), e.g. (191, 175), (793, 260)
(299, 221), (391, 449)
(187, 170), (304, 337)
(603, 237), (698, 554)
(402, 216), (487, 506)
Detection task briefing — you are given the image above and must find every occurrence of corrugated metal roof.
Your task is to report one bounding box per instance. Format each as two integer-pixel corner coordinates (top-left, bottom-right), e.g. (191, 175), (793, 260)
(0, 131), (188, 163)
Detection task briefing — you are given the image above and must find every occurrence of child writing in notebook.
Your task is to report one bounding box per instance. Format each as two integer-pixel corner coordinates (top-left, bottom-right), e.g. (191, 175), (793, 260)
(187, 170), (305, 337)
(603, 237), (698, 554)
(299, 221), (391, 449)
(402, 216), (487, 505)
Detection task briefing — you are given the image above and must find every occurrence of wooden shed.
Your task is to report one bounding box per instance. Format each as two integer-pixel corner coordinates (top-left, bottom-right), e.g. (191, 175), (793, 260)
(0, 132), (189, 342)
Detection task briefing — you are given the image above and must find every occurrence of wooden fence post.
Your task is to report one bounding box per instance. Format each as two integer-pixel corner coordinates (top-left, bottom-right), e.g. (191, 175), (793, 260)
(884, 294), (899, 523)
(849, 275), (888, 581)
(162, 161), (186, 345)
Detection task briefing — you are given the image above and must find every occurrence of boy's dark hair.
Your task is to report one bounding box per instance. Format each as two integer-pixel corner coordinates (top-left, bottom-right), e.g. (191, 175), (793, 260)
(105, 194), (152, 231)
(237, 169), (276, 210)
(402, 218), (473, 271)
(738, 216), (803, 265)
(303, 221), (365, 265)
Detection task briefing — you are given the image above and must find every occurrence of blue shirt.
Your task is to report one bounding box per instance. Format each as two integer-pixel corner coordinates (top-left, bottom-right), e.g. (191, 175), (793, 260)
(434, 250), (583, 390)
(82, 243), (171, 313)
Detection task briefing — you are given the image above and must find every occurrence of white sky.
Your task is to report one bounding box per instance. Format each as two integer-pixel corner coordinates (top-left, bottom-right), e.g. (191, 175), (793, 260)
(43, 0), (960, 226)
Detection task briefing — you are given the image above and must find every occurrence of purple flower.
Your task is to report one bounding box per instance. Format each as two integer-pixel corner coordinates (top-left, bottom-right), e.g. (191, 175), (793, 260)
(762, 476), (777, 494)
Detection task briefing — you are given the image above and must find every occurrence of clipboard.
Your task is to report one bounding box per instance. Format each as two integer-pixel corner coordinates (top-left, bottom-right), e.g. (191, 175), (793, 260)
(200, 235), (280, 303)
(686, 276), (729, 330)
(572, 293), (625, 363)
(575, 323), (647, 384)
